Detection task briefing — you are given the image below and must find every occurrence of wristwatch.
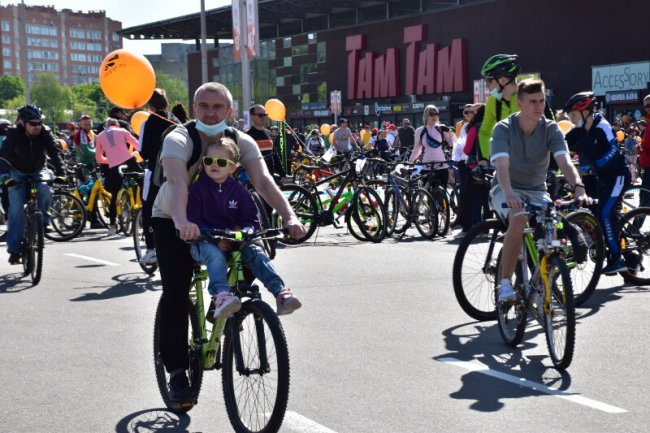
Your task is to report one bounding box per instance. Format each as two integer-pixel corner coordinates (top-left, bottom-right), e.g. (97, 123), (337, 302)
(574, 182), (585, 189)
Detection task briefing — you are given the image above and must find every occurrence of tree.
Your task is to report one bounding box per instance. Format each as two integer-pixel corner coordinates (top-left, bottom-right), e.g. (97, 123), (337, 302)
(155, 72), (189, 110)
(0, 74), (25, 106)
(71, 82), (110, 120)
(29, 73), (73, 125)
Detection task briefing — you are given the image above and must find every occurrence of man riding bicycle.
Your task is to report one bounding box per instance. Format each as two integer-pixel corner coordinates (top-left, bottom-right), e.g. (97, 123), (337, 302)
(564, 92), (631, 275)
(490, 79), (589, 303)
(0, 105), (64, 265)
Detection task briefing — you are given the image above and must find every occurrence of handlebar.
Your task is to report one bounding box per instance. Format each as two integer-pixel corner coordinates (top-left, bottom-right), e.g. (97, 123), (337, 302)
(184, 227), (289, 243)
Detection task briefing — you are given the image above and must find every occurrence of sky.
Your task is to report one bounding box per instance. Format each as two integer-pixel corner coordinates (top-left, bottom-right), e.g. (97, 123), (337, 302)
(13, 0), (232, 55)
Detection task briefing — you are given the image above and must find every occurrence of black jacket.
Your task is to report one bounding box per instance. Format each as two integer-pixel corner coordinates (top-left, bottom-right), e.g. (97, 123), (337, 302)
(140, 111), (179, 171)
(0, 125), (64, 175)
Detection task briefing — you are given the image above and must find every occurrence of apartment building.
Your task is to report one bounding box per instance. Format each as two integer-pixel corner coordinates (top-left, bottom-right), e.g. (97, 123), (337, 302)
(0, 3), (122, 86)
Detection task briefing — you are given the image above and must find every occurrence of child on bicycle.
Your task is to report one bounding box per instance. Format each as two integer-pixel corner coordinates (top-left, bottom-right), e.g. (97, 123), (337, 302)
(187, 137), (302, 319)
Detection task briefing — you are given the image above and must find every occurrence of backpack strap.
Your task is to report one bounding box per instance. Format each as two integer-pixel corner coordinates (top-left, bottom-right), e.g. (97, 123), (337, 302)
(186, 121), (203, 168)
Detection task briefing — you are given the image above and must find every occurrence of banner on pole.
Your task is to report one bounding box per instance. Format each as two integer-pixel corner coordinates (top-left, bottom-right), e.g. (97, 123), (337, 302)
(232, 0), (242, 61)
(245, 0), (259, 58)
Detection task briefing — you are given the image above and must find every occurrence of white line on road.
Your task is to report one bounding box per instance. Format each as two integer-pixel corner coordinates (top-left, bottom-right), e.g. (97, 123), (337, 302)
(438, 357), (627, 414)
(283, 411), (339, 433)
(64, 253), (120, 266)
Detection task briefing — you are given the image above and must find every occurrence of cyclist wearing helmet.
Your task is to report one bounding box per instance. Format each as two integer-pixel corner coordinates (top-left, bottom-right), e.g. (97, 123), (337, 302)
(478, 54), (521, 163)
(564, 91), (630, 275)
(0, 105), (64, 265)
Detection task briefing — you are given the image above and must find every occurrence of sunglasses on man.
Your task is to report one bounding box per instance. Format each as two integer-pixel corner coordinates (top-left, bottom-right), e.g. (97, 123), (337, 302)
(202, 156), (234, 168)
(27, 120), (43, 127)
(253, 113), (268, 118)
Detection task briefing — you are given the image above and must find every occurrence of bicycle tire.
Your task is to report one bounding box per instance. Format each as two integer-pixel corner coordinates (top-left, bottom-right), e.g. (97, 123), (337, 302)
(116, 190), (133, 236)
(350, 186), (387, 242)
(563, 211), (604, 306)
(47, 191), (87, 242)
(133, 209), (157, 274)
(153, 296), (203, 413)
(495, 250), (527, 347)
(413, 188), (438, 239)
(544, 255), (575, 370)
(618, 206), (650, 285)
(222, 299), (290, 433)
(389, 185), (412, 236)
(251, 191), (276, 260)
(95, 191), (111, 228)
(278, 184), (318, 244)
(366, 180), (397, 237)
(447, 183), (460, 227)
(345, 207), (369, 241)
(21, 212), (35, 277)
(432, 186), (450, 237)
(621, 184), (650, 212)
(452, 218), (506, 321)
(32, 212), (44, 285)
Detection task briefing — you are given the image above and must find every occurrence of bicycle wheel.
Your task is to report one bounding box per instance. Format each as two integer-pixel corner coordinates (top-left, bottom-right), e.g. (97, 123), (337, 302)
(47, 191), (87, 241)
(95, 190), (112, 227)
(366, 180), (398, 237)
(388, 186), (411, 236)
(618, 206), (650, 285)
(251, 191), (276, 260)
(452, 218), (506, 321)
(563, 211), (604, 306)
(544, 255), (575, 370)
(116, 190), (133, 236)
(620, 184), (650, 212)
(222, 299), (289, 433)
(495, 250), (527, 347)
(432, 186), (450, 236)
(133, 209), (157, 274)
(413, 188), (438, 239)
(153, 295), (203, 413)
(447, 183), (461, 227)
(277, 184), (318, 244)
(350, 186), (387, 242)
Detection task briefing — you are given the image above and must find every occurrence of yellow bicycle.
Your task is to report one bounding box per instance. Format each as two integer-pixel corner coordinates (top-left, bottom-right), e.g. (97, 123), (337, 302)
(115, 167), (144, 236)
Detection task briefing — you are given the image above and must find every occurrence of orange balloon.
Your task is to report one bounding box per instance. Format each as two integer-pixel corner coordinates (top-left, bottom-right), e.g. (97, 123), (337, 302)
(616, 130), (625, 142)
(557, 120), (574, 135)
(320, 124), (331, 136)
(130, 111), (150, 136)
(132, 150), (144, 163)
(265, 99), (285, 122)
(99, 49), (156, 109)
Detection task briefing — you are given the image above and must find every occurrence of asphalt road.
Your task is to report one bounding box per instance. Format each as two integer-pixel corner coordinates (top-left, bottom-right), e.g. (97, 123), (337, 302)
(0, 225), (648, 433)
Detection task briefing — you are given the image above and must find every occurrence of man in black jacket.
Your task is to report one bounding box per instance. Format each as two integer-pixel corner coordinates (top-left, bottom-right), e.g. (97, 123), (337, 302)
(138, 88), (179, 265)
(1, 105), (64, 264)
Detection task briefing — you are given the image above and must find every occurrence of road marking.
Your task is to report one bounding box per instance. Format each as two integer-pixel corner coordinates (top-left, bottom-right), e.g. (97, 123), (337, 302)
(438, 357), (627, 414)
(65, 253), (120, 266)
(282, 411), (339, 433)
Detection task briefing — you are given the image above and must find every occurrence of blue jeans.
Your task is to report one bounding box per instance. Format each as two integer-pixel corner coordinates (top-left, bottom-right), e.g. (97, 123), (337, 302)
(6, 168), (53, 254)
(190, 241), (284, 297)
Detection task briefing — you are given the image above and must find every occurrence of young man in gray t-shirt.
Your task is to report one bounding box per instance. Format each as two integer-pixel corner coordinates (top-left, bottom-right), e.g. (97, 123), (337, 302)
(489, 78), (590, 304)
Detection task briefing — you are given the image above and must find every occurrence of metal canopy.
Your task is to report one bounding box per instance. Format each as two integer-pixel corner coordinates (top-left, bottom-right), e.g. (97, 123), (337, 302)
(117, 0), (488, 42)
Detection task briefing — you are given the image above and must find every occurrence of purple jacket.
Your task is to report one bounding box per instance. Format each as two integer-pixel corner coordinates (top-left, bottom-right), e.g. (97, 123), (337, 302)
(187, 174), (260, 231)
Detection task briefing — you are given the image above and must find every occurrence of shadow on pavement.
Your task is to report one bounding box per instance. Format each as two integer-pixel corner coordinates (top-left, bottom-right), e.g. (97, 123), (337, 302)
(575, 281), (650, 321)
(115, 408), (191, 433)
(70, 272), (160, 301)
(0, 271), (36, 292)
(434, 321), (572, 412)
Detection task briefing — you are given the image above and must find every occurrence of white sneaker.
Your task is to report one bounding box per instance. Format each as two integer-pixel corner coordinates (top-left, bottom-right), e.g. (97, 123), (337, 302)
(498, 279), (517, 303)
(107, 225), (117, 236)
(140, 249), (157, 265)
(213, 292), (241, 319)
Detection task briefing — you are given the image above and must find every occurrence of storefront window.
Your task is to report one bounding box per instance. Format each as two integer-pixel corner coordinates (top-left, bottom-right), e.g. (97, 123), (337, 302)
(317, 42), (326, 63)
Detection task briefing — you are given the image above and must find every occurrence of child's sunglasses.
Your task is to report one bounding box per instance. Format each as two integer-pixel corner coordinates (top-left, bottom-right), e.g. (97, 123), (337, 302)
(202, 156), (234, 168)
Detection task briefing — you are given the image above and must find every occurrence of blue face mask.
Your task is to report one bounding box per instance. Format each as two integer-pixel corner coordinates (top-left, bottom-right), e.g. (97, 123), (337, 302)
(195, 119), (227, 136)
(490, 88), (503, 100)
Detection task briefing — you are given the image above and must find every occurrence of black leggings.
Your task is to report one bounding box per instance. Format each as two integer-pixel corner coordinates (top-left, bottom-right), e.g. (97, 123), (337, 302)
(105, 158), (141, 225)
(142, 183), (159, 249)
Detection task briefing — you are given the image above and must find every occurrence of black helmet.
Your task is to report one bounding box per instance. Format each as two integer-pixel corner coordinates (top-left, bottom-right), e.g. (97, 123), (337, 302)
(17, 105), (43, 121)
(564, 92), (596, 113)
(481, 54), (520, 78)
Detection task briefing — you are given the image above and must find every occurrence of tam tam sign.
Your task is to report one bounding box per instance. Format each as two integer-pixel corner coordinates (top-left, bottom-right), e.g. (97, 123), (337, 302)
(346, 25), (467, 100)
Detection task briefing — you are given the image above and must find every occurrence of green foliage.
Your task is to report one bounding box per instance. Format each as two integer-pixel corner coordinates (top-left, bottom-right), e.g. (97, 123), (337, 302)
(70, 82), (110, 120)
(155, 72), (189, 110)
(0, 75), (25, 106)
(30, 73), (73, 125)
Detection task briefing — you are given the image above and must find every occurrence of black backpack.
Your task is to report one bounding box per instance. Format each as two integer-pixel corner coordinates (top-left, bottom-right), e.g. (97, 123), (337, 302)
(152, 121), (239, 187)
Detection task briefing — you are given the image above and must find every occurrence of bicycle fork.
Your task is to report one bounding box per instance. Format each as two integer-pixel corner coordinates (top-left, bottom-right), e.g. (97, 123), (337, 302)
(229, 308), (271, 376)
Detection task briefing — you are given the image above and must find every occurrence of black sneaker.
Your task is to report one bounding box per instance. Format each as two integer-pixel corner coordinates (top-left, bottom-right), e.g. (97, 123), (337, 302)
(8, 252), (20, 265)
(168, 370), (193, 402)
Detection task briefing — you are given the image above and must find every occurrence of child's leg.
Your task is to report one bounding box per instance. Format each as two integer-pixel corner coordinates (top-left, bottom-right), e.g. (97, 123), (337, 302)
(240, 244), (284, 296)
(190, 242), (230, 296)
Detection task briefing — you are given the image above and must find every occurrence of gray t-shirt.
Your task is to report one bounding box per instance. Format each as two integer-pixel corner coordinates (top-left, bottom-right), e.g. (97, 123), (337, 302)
(333, 127), (353, 152)
(152, 125), (262, 218)
(490, 112), (568, 192)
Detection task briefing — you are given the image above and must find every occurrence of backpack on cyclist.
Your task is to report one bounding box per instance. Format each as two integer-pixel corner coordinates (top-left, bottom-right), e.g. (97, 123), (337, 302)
(152, 121), (239, 187)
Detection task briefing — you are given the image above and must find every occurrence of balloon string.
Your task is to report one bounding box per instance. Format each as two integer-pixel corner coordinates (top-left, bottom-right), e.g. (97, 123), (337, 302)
(143, 109), (181, 125)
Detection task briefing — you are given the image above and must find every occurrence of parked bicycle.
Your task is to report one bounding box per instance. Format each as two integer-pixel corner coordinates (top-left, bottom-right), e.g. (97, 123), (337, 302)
(153, 228), (290, 433)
